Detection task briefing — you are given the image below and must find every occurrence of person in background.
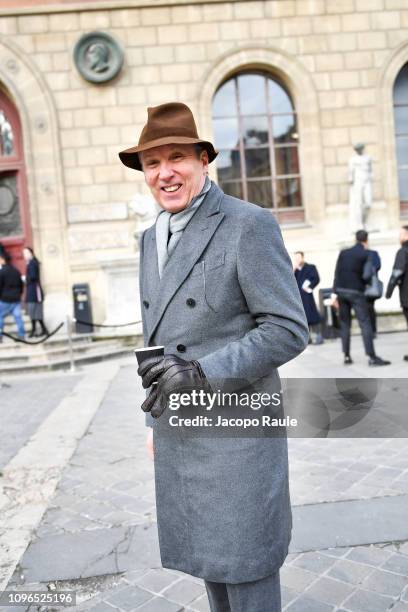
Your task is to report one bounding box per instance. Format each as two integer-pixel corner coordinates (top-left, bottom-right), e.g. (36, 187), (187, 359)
(333, 229), (390, 366)
(0, 242), (6, 265)
(366, 246), (381, 337)
(294, 251), (324, 344)
(0, 251), (25, 342)
(22, 246), (48, 337)
(386, 225), (408, 361)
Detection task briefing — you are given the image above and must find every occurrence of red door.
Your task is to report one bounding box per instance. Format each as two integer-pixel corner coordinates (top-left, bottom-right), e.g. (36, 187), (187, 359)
(0, 89), (32, 274)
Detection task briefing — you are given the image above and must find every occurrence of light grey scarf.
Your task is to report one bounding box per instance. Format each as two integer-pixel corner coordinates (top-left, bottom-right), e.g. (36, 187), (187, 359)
(156, 176), (211, 278)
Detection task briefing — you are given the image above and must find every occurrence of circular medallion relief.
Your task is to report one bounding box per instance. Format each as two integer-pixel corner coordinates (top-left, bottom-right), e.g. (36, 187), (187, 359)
(5, 58), (19, 73)
(74, 31), (124, 84)
(46, 244), (59, 256)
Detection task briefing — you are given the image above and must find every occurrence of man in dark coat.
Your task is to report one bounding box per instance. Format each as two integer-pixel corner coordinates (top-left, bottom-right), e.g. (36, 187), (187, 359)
(294, 251), (323, 344)
(333, 230), (389, 366)
(119, 103), (309, 612)
(386, 225), (408, 361)
(0, 252), (25, 342)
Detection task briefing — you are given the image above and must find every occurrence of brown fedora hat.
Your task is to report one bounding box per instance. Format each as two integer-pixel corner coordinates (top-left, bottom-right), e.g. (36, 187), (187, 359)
(118, 102), (218, 171)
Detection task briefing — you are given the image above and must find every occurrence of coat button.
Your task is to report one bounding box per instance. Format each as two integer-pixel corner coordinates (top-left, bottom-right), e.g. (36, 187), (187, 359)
(143, 300), (149, 309)
(186, 298), (196, 308)
(176, 344), (186, 353)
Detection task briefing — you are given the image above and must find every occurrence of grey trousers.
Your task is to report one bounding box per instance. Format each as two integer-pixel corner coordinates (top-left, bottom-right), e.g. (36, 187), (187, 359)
(205, 571), (281, 612)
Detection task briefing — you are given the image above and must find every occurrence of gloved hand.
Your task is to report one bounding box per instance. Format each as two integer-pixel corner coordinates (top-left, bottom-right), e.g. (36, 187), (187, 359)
(138, 355), (211, 418)
(385, 269), (404, 299)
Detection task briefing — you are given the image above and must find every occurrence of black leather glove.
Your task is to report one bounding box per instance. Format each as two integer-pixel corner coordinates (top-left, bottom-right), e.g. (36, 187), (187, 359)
(138, 355), (212, 418)
(385, 269), (404, 299)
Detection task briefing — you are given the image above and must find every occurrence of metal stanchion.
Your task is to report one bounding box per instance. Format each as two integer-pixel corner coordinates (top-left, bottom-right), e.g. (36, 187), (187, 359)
(324, 298), (333, 327)
(66, 315), (76, 373)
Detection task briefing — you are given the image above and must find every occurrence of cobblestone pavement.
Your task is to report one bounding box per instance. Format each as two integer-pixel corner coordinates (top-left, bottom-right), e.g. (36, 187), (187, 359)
(0, 332), (407, 611)
(4, 542), (408, 611)
(289, 438), (408, 505)
(0, 373), (81, 470)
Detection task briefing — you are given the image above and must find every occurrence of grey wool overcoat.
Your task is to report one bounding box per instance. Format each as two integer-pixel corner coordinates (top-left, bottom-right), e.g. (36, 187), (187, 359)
(139, 182), (309, 584)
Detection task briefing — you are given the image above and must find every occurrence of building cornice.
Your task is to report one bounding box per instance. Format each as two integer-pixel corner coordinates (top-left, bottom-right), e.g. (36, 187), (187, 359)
(0, 0), (244, 18)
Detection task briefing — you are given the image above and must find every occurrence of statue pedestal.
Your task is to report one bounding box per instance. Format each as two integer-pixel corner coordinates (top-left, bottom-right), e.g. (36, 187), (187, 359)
(99, 255), (141, 330)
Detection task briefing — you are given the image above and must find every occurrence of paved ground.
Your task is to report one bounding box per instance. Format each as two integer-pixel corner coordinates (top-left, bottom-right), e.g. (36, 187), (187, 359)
(280, 329), (408, 378)
(0, 374), (82, 470)
(0, 331), (407, 611)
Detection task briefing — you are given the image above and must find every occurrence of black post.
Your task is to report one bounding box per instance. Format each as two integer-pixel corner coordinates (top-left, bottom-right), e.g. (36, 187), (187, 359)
(72, 283), (93, 333)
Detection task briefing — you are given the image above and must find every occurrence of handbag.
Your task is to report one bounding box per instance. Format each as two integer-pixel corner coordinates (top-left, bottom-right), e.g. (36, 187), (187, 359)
(364, 273), (383, 299)
(363, 252), (383, 299)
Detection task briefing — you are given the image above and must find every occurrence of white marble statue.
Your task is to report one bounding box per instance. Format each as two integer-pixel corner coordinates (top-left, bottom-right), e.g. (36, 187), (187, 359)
(128, 192), (159, 249)
(348, 143), (372, 232)
(0, 110), (14, 156)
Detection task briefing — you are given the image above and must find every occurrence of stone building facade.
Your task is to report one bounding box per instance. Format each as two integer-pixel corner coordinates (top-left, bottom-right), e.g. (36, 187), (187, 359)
(0, 0), (408, 326)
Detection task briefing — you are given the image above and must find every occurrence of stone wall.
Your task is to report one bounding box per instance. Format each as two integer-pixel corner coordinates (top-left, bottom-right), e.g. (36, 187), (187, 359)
(1, 0), (407, 320)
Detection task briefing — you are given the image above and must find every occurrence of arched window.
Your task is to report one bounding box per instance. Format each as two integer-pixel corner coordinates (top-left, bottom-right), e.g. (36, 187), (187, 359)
(212, 72), (302, 223)
(0, 87), (31, 270)
(393, 63), (408, 217)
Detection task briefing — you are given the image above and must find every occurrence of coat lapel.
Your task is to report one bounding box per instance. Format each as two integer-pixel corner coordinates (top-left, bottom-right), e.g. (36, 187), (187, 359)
(146, 227), (160, 295)
(141, 226), (160, 332)
(147, 182), (225, 344)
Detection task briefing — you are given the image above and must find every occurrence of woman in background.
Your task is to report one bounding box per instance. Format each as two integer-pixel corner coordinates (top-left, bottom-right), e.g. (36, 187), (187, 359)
(294, 250), (324, 345)
(23, 246), (49, 337)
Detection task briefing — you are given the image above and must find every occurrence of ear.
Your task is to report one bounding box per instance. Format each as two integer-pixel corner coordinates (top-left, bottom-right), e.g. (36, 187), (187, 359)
(200, 149), (209, 171)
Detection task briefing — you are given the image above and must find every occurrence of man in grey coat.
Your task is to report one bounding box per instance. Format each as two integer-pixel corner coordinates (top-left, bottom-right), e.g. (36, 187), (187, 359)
(119, 103), (309, 612)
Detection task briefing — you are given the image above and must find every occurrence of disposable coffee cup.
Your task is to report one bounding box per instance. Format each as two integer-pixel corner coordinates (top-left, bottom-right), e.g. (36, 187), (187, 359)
(134, 345), (165, 366)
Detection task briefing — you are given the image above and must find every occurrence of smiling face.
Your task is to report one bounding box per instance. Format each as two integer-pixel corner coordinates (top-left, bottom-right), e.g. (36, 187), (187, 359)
(140, 144), (209, 213)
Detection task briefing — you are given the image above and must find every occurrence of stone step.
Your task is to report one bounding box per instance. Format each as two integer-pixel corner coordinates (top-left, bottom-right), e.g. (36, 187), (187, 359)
(3, 313), (31, 327)
(0, 334), (143, 374)
(2, 326), (142, 348)
(0, 328), (141, 345)
(0, 333), (102, 350)
(0, 342), (143, 374)
(0, 339), (124, 363)
(3, 311), (30, 321)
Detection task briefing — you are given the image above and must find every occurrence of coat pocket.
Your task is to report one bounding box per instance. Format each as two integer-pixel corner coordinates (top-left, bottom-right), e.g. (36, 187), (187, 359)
(190, 251), (225, 279)
(203, 250), (226, 312)
(205, 251), (226, 272)
(186, 251), (226, 311)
